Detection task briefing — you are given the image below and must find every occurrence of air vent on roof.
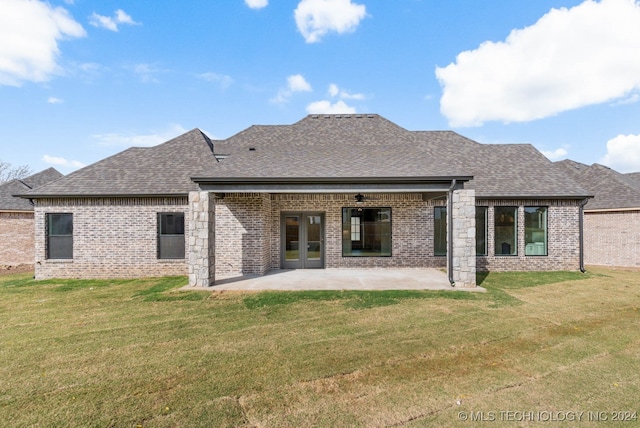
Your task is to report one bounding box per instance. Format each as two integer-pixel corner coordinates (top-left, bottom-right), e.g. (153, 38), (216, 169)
(249, 147), (256, 151)
(311, 115), (319, 119)
(367, 114), (374, 118)
(355, 114), (363, 118)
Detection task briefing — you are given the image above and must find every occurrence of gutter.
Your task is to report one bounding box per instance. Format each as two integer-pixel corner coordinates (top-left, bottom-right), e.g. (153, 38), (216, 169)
(579, 198), (589, 273)
(447, 179), (457, 287)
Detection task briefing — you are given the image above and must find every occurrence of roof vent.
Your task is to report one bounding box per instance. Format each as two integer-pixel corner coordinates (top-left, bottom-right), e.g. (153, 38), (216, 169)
(355, 114), (363, 118)
(249, 147), (256, 151)
(311, 115), (319, 119)
(367, 114), (374, 118)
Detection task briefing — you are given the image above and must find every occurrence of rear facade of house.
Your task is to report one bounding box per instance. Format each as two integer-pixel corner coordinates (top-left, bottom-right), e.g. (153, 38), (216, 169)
(21, 115), (590, 287)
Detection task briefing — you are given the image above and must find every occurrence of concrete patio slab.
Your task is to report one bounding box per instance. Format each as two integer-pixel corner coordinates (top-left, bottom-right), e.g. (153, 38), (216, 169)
(187, 269), (485, 291)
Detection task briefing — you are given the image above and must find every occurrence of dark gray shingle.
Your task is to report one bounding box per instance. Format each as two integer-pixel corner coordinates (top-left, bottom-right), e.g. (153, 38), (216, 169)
(22, 115), (589, 199)
(555, 161), (640, 210)
(0, 168), (63, 211)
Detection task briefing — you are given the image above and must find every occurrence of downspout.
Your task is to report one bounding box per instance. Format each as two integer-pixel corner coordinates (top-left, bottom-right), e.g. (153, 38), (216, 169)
(579, 198), (589, 273)
(447, 179), (457, 286)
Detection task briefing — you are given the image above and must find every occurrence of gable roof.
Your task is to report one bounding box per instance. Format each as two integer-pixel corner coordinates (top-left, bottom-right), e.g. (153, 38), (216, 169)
(22, 115), (589, 200)
(555, 160), (640, 210)
(0, 167), (63, 211)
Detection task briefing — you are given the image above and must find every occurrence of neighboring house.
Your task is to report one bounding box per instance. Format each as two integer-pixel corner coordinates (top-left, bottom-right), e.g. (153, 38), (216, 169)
(556, 160), (640, 267)
(0, 168), (63, 266)
(19, 115), (590, 287)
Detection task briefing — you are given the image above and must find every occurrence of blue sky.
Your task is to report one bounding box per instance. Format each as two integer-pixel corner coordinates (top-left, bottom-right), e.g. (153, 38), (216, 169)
(2, 0), (640, 175)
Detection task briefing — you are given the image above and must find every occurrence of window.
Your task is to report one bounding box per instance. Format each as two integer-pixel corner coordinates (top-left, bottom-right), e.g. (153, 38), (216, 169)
(342, 208), (391, 256)
(47, 213), (73, 259)
(525, 207), (548, 256)
(494, 206), (517, 255)
(158, 213), (185, 259)
(434, 207), (447, 256)
(476, 207), (488, 256)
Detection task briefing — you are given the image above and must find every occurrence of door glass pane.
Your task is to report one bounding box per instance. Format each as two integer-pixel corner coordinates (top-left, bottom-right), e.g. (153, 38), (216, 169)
(285, 216), (300, 261)
(306, 215), (321, 261)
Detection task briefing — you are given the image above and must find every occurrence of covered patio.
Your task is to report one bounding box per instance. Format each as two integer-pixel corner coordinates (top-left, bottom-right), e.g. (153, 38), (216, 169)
(192, 268), (486, 291)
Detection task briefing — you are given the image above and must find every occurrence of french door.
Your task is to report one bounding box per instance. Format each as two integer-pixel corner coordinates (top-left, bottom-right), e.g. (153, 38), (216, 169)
(281, 213), (324, 269)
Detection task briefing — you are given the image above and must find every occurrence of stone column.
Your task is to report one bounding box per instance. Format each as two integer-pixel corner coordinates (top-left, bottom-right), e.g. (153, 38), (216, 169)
(450, 189), (476, 287)
(188, 191), (215, 287)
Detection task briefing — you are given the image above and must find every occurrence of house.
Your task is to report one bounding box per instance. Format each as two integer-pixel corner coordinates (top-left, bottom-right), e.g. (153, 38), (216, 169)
(0, 168), (63, 266)
(556, 160), (640, 267)
(19, 114), (590, 287)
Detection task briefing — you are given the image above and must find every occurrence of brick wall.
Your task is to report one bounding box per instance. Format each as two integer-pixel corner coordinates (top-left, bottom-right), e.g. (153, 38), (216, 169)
(31, 194), (584, 280)
(270, 193), (448, 270)
(34, 198), (188, 279)
(476, 199), (581, 271)
(215, 193), (272, 276)
(0, 211), (34, 266)
(584, 210), (640, 267)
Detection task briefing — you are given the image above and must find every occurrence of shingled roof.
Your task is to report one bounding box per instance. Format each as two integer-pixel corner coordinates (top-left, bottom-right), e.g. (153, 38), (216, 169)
(20, 130), (215, 197)
(626, 172), (640, 187)
(0, 168), (62, 211)
(556, 160), (640, 210)
(22, 115), (589, 199)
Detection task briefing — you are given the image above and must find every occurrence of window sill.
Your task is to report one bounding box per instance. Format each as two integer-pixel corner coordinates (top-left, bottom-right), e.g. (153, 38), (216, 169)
(44, 259), (73, 263)
(158, 258), (186, 263)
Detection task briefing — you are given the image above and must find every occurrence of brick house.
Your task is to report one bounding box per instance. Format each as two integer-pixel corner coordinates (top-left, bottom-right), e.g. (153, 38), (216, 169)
(556, 160), (640, 267)
(0, 168), (62, 266)
(19, 115), (590, 287)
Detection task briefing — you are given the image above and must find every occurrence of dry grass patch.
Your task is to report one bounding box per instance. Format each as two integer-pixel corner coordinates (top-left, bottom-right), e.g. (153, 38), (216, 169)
(0, 267), (638, 426)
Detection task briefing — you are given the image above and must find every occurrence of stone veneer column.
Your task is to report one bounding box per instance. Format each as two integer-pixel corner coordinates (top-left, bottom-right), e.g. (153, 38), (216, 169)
(451, 189), (476, 287)
(188, 191), (215, 287)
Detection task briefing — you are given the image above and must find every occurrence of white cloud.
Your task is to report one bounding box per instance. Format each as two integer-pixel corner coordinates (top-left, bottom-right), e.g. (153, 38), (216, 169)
(0, 0), (86, 86)
(600, 134), (640, 172)
(131, 63), (164, 83)
(43, 155), (85, 170)
(197, 72), (234, 89)
(47, 97), (63, 104)
(306, 100), (356, 114)
(294, 0), (367, 43)
(328, 83), (365, 100)
(92, 124), (189, 148)
(89, 9), (139, 32)
(436, 0), (640, 127)
(541, 147), (568, 161)
(271, 74), (313, 104)
(245, 0), (268, 9)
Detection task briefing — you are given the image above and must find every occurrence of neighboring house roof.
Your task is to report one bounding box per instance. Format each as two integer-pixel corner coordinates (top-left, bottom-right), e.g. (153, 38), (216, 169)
(556, 160), (640, 210)
(0, 167), (63, 211)
(22, 115), (589, 200)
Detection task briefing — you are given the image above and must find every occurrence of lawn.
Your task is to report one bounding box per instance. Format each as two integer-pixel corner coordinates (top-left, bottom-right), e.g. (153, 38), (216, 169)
(0, 267), (638, 427)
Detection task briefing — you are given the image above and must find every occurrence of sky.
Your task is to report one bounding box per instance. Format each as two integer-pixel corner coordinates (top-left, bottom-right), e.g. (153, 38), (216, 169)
(1, 0), (640, 175)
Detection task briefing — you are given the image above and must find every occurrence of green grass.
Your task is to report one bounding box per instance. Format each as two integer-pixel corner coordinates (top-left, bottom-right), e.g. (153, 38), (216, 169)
(0, 267), (638, 427)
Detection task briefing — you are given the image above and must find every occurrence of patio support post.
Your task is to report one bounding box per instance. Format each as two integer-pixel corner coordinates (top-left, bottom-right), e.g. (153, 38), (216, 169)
(450, 189), (476, 287)
(188, 191), (215, 287)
